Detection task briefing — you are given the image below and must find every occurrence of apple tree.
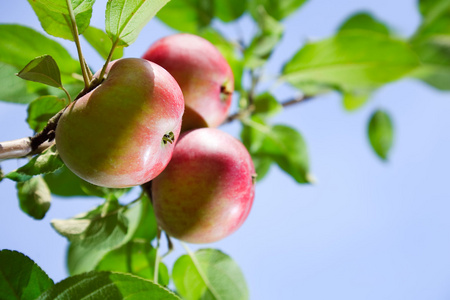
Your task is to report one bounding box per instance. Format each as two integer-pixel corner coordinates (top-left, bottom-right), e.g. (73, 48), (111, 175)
(0, 0), (448, 299)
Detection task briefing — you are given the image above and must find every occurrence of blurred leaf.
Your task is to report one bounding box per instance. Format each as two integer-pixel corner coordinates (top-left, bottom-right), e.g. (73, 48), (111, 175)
(201, 28), (243, 90)
(52, 200), (129, 250)
(67, 198), (147, 275)
(253, 92), (283, 118)
(342, 90), (372, 111)
(16, 176), (51, 220)
(44, 165), (88, 197)
(338, 12), (390, 35)
(0, 25), (80, 83)
(6, 145), (64, 182)
(106, 0), (170, 47)
(0, 63), (38, 104)
(96, 240), (169, 285)
(131, 194), (158, 241)
(157, 0), (214, 34)
(251, 155), (272, 181)
(249, 0), (307, 21)
(80, 180), (131, 201)
(173, 248), (249, 300)
(215, 0), (247, 22)
(82, 26), (124, 60)
(27, 96), (66, 132)
(36, 271), (180, 300)
(368, 110), (394, 160)
(244, 6), (283, 69)
(0, 250), (54, 300)
(416, 0), (450, 38)
(27, 0), (93, 40)
(283, 31), (420, 94)
(17, 55), (62, 89)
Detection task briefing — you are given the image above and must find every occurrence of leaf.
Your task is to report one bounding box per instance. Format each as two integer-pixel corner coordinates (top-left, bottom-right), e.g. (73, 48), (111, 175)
(244, 6), (283, 69)
(342, 90), (372, 111)
(0, 63), (38, 104)
(368, 110), (394, 160)
(249, 0), (307, 21)
(131, 194), (158, 241)
(36, 271), (180, 300)
(17, 55), (63, 89)
(6, 145), (64, 182)
(173, 248), (249, 300)
(67, 198), (147, 275)
(0, 25), (80, 83)
(106, 0), (171, 47)
(252, 92), (283, 118)
(82, 26), (124, 60)
(282, 31), (420, 94)
(0, 250), (54, 300)
(27, 96), (66, 132)
(52, 200), (129, 250)
(338, 12), (390, 35)
(157, 0), (214, 34)
(32, 0), (96, 15)
(79, 180), (131, 201)
(251, 155), (272, 181)
(44, 165), (89, 197)
(27, 0), (93, 41)
(96, 240), (169, 286)
(16, 176), (52, 220)
(215, 0), (247, 22)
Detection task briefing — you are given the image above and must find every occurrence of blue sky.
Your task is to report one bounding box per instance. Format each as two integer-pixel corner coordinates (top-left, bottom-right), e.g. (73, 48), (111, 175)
(1, 1), (450, 299)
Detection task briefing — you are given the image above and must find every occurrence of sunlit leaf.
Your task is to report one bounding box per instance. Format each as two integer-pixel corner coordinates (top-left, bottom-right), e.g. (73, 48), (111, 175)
(0, 250), (54, 300)
(342, 90), (372, 111)
(16, 176), (52, 220)
(368, 109), (394, 160)
(17, 55), (62, 88)
(82, 26), (123, 60)
(249, 0), (307, 21)
(338, 12), (390, 35)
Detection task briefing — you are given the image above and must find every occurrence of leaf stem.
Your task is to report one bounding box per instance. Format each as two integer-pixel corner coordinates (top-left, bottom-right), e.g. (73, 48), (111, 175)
(65, 0), (91, 89)
(181, 242), (222, 300)
(153, 227), (161, 284)
(61, 86), (72, 103)
(98, 40), (119, 81)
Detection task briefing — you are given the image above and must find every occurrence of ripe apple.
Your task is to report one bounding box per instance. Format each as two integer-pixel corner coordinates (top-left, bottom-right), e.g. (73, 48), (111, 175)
(55, 58), (184, 188)
(142, 33), (234, 132)
(151, 128), (255, 244)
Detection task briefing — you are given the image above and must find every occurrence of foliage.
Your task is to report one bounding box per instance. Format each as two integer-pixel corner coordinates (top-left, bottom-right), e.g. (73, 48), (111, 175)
(0, 0), (449, 298)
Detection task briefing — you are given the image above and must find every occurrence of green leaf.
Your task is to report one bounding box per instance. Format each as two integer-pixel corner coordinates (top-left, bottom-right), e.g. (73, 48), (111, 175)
(173, 248), (249, 300)
(27, 96), (66, 132)
(338, 12), (390, 35)
(0, 250), (54, 300)
(0, 25), (80, 83)
(252, 92), (283, 118)
(37, 271), (180, 300)
(66, 199), (150, 275)
(82, 26), (124, 60)
(131, 194), (158, 241)
(27, 0), (93, 41)
(249, 0), (307, 21)
(200, 28), (244, 90)
(17, 55), (62, 89)
(416, 0), (450, 38)
(16, 176), (52, 220)
(6, 145), (64, 182)
(157, 0), (214, 34)
(368, 110), (394, 160)
(106, 0), (171, 47)
(282, 31), (420, 94)
(96, 240), (169, 285)
(32, 0), (96, 15)
(215, 0), (247, 22)
(244, 6), (283, 69)
(251, 155), (272, 181)
(342, 90), (372, 111)
(52, 200), (129, 250)
(79, 180), (131, 201)
(242, 118), (310, 183)
(0, 63), (39, 104)
(44, 165), (89, 197)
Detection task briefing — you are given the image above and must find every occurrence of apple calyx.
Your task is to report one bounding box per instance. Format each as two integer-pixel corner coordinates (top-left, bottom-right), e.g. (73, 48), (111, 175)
(162, 132), (175, 145)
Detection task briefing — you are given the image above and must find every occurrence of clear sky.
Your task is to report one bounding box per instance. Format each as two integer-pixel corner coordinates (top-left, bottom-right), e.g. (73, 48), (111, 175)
(1, 1), (450, 299)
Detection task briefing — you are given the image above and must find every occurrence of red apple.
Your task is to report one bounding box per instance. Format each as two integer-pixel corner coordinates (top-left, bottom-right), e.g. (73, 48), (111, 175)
(142, 33), (234, 132)
(151, 128), (255, 244)
(55, 58), (184, 188)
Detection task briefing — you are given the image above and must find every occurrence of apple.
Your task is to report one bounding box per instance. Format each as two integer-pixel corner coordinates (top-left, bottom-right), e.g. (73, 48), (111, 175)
(55, 58), (184, 188)
(151, 128), (255, 244)
(142, 33), (234, 132)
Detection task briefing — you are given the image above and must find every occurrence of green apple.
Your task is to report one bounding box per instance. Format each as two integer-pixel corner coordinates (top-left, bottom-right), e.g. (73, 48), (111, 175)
(55, 58), (184, 188)
(152, 128), (255, 244)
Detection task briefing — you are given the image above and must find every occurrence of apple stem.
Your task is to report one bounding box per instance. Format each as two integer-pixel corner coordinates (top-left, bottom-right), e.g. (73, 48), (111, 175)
(181, 242), (222, 300)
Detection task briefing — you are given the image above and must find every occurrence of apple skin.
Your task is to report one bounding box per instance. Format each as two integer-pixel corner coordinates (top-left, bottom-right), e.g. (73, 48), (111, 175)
(151, 128), (255, 244)
(142, 33), (234, 132)
(55, 58), (184, 188)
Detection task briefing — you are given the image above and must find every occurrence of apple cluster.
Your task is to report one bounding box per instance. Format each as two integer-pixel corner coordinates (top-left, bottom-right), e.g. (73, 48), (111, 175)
(55, 34), (255, 244)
